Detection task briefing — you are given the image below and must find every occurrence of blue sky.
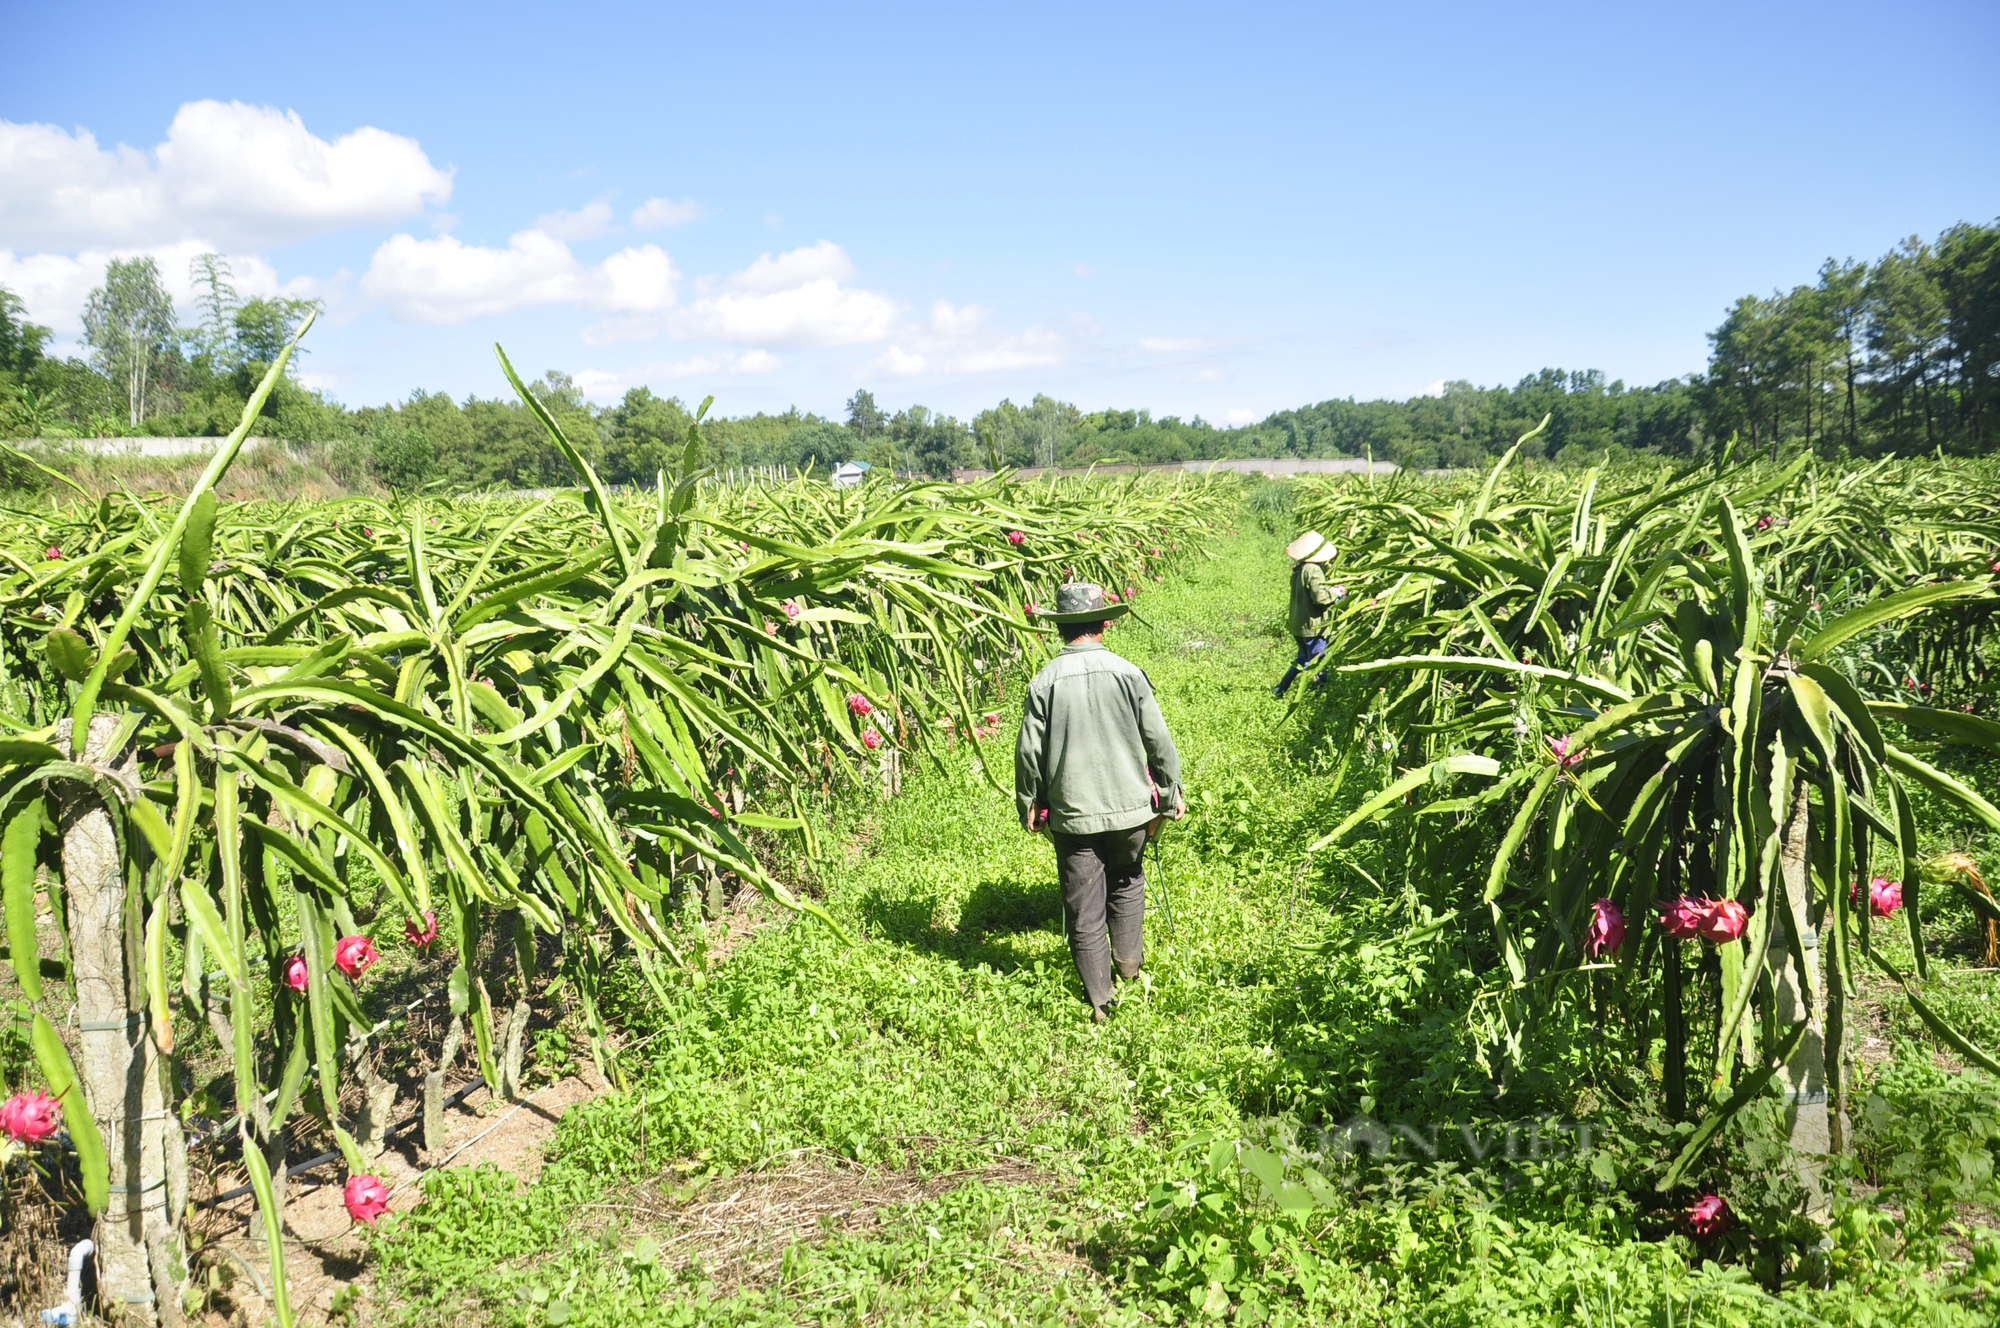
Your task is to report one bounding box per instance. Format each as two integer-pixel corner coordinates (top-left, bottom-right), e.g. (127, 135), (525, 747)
(5, 0), (1995, 424)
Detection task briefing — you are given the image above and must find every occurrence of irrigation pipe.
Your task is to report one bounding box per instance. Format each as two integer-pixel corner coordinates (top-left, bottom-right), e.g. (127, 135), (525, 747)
(212, 1245), (270, 1302)
(387, 1079), (556, 1197)
(23, 978), (471, 1212)
(184, 979), (451, 1154)
(192, 1077), (489, 1211)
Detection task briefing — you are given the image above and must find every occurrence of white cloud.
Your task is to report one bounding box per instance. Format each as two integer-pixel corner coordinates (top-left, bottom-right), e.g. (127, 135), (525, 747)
(730, 349), (781, 375)
(533, 200), (613, 241)
(570, 368), (626, 398)
(0, 101), (451, 251)
(873, 346), (927, 377)
(596, 244), (678, 312)
(572, 350), (781, 400)
(730, 239), (853, 292)
(1, 241), (318, 335)
(0, 250), (105, 335)
(927, 299), (989, 339)
(1188, 367), (1226, 383)
(871, 300), (1066, 378)
(1226, 408), (1260, 425)
(631, 197), (702, 229)
(360, 229), (678, 323)
(654, 355), (725, 380)
(580, 315), (666, 347)
(950, 328), (1065, 374)
(1139, 337), (1223, 354)
(362, 230), (575, 322)
(683, 241), (895, 347)
(1419, 378), (1447, 397)
(690, 280), (895, 346)
(1071, 263), (1096, 278)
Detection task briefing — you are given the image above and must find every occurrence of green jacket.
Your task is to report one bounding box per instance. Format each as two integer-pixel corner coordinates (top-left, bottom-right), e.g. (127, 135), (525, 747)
(1015, 640), (1182, 836)
(1288, 560), (1341, 639)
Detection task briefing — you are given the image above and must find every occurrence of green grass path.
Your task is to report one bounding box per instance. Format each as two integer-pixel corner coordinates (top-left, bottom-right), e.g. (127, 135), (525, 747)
(374, 526), (1999, 1328)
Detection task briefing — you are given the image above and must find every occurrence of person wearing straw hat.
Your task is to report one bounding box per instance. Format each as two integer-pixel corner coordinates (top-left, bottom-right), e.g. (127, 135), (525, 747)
(1015, 583), (1183, 1022)
(1275, 530), (1342, 697)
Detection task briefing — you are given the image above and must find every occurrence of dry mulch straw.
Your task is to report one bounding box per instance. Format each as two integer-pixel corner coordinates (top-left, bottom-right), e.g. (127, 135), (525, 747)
(574, 1156), (1052, 1293)
(0, 1173), (66, 1317)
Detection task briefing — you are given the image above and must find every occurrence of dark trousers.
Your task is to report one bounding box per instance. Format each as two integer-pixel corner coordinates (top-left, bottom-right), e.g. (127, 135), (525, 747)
(1054, 824), (1149, 1010)
(1275, 635), (1328, 695)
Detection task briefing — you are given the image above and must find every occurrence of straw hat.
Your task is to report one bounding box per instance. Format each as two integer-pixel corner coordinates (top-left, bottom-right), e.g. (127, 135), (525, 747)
(1285, 531), (1337, 563)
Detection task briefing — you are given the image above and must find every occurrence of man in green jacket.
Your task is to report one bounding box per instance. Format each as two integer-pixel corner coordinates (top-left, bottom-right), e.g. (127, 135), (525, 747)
(1274, 529), (1343, 697)
(1015, 583), (1183, 1022)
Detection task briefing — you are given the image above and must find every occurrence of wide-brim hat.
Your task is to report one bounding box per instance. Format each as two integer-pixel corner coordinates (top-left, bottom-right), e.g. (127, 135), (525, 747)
(1286, 530), (1337, 563)
(1039, 582), (1132, 623)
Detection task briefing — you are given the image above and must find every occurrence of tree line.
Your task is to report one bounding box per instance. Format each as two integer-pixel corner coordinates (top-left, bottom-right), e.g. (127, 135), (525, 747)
(0, 219), (1993, 488)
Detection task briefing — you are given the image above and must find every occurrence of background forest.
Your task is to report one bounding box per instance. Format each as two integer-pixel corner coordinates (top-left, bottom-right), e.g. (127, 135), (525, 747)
(0, 219), (1994, 489)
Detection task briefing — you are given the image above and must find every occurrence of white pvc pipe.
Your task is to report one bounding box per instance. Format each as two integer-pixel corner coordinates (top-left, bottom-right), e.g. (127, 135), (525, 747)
(40, 1238), (92, 1326)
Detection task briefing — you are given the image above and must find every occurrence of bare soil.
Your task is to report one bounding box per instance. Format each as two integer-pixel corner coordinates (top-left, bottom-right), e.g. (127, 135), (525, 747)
(190, 1069), (604, 1327)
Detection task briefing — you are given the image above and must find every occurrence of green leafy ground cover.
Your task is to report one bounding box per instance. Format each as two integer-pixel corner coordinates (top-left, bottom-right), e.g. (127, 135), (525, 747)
(371, 526), (2000, 1327)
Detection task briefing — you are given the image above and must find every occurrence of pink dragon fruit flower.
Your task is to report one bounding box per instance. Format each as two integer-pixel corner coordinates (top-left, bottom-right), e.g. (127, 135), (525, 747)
(1866, 876), (1903, 917)
(344, 1173), (391, 1225)
(1656, 897), (1708, 940)
(403, 912), (438, 948)
(43, 546), (61, 561)
(284, 954), (310, 992)
(334, 935), (379, 980)
(846, 693), (874, 717)
(1006, 530), (1026, 545)
(1548, 735), (1585, 770)
(1686, 1193), (1730, 1238)
(783, 599), (802, 620)
(861, 728), (883, 751)
(0, 1090), (63, 1143)
(1697, 899), (1749, 943)
(1585, 898), (1625, 958)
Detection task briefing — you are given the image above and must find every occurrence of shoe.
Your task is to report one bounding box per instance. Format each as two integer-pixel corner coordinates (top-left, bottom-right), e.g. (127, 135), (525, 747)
(1272, 684), (1287, 699)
